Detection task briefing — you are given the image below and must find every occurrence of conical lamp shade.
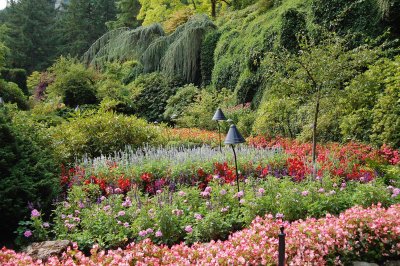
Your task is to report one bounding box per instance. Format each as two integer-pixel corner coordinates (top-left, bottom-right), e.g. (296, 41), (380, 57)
(212, 108), (227, 121)
(224, 124), (245, 145)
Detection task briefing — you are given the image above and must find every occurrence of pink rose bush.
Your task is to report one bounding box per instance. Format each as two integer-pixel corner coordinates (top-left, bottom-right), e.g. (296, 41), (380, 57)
(2, 204), (399, 265)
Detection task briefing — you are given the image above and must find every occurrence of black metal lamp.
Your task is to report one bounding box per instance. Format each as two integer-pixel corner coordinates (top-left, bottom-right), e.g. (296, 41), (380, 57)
(212, 107), (227, 152)
(224, 124), (245, 193)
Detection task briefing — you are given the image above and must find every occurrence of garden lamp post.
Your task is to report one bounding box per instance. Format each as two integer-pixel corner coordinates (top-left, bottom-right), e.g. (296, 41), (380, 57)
(0, 97), (3, 106)
(212, 107), (227, 152)
(224, 124), (245, 193)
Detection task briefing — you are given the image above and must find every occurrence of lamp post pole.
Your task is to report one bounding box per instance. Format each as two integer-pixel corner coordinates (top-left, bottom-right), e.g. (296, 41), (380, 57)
(224, 124), (245, 195)
(212, 107), (227, 152)
(231, 144), (240, 193)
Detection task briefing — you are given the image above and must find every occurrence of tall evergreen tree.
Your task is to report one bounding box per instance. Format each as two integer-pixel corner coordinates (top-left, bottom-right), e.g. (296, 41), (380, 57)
(58, 0), (117, 57)
(2, 0), (57, 72)
(107, 0), (141, 29)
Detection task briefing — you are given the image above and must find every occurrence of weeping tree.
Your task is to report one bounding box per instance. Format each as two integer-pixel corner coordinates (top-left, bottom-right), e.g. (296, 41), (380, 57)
(82, 24), (165, 68)
(83, 15), (216, 84)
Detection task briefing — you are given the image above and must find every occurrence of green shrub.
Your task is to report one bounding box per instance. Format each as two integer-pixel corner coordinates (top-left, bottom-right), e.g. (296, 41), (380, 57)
(311, 0), (383, 44)
(371, 84), (400, 147)
(163, 84), (199, 120)
(280, 9), (307, 52)
(200, 30), (221, 86)
(129, 72), (183, 122)
(0, 105), (59, 247)
(235, 70), (261, 104)
(341, 56), (400, 146)
(253, 96), (302, 138)
(46, 57), (98, 107)
(0, 80), (28, 109)
(49, 109), (161, 162)
(0, 68), (28, 95)
(178, 87), (235, 130)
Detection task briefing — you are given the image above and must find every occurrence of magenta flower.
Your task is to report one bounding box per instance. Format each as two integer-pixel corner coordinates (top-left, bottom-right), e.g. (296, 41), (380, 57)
(194, 213), (203, 220)
(43, 222), (50, 228)
(123, 222), (129, 228)
(31, 209), (40, 218)
(392, 188), (400, 198)
(318, 188), (325, 193)
(185, 225), (193, 233)
(155, 230), (163, 237)
(118, 211), (126, 217)
(239, 199), (246, 204)
(201, 191), (210, 197)
(146, 228), (153, 234)
(138, 230), (147, 237)
(236, 191), (244, 198)
(220, 189), (227, 195)
(301, 190), (309, 196)
(178, 191), (186, 197)
(24, 230), (32, 238)
(258, 188), (265, 195)
(275, 213), (284, 219)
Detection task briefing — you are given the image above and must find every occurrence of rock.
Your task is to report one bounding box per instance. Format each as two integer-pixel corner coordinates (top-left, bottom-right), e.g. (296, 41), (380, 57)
(352, 262), (379, 266)
(384, 261), (400, 266)
(25, 240), (72, 261)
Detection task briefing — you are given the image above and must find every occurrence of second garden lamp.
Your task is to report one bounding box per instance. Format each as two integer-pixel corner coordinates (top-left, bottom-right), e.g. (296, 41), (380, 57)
(224, 124), (245, 193)
(212, 107), (227, 152)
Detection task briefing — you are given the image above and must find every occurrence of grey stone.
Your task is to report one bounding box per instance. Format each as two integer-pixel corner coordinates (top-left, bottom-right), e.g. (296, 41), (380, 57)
(25, 240), (72, 261)
(384, 261), (400, 266)
(352, 262), (379, 266)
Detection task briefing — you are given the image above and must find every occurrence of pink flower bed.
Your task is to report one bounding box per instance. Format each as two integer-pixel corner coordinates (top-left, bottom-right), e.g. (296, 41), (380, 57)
(2, 204), (399, 265)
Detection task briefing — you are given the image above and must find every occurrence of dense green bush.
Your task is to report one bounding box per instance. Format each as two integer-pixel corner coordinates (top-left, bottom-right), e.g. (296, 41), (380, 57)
(0, 68), (28, 95)
(311, 0), (383, 44)
(46, 57), (98, 107)
(200, 30), (221, 86)
(0, 80), (28, 109)
(341, 56), (400, 146)
(130, 72), (183, 122)
(371, 83), (400, 147)
(0, 105), (59, 247)
(49, 109), (161, 162)
(253, 96), (302, 138)
(163, 84), (199, 120)
(178, 87), (235, 130)
(96, 61), (139, 114)
(235, 69), (261, 104)
(280, 8), (307, 51)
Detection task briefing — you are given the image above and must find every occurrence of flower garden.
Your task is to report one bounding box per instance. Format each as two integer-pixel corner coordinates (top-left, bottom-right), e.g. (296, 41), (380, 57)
(2, 128), (399, 265)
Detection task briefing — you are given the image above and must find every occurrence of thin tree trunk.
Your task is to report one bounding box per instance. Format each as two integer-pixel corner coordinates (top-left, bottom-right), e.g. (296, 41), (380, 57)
(312, 95), (320, 177)
(191, 0), (197, 10)
(211, 0), (216, 18)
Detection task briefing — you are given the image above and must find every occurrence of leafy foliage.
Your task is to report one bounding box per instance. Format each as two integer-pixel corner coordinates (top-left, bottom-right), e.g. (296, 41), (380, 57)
(49, 109), (161, 162)
(57, 0), (117, 57)
(0, 68), (28, 95)
(341, 56), (400, 147)
(1, 0), (57, 71)
(200, 30), (220, 86)
(178, 87), (235, 130)
(0, 105), (60, 246)
(163, 84), (199, 120)
(0, 80), (28, 109)
(130, 72), (183, 122)
(46, 57), (98, 107)
(254, 36), (379, 142)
